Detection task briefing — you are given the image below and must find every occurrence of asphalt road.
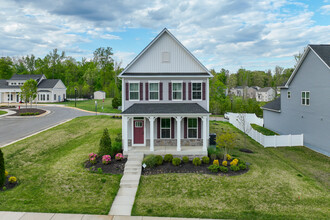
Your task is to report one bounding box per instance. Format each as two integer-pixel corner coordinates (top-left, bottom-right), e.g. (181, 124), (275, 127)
(0, 106), (93, 147)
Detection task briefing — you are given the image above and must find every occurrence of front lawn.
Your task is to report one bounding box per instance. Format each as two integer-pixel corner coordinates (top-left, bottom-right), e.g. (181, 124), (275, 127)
(132, 121), (330, 219)
(250, 123), (278, 136)
(64, 98), (121, 114)
(0, 116), (122, 214)
(0, 110), (6, 115)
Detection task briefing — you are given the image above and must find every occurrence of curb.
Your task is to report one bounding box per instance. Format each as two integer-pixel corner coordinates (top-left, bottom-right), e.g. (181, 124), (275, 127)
(4, 109), (51, 119)
(0, 109), (16, 118)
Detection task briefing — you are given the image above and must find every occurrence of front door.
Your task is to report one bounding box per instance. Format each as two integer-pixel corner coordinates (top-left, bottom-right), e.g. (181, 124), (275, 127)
(133, 120), (144, 145)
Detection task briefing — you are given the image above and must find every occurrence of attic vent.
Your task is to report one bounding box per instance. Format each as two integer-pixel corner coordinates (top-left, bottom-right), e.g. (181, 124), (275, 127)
(162, 52), (170, 63)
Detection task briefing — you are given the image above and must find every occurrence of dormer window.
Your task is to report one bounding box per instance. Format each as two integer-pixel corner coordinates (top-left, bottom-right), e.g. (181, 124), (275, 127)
(162, 52), (170, 63)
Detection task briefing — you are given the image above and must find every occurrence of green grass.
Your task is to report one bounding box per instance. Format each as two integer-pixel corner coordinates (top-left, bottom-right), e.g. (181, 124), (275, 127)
(251, 123), (278, 136)
(0, 116), (122, 214)
(0, 110), (6, 115)
(210, 114), (224, 117)
(132, 121), (330, 219)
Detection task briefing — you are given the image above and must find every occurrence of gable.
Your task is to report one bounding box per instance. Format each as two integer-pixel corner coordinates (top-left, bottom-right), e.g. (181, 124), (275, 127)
(120, 29), (212, 76)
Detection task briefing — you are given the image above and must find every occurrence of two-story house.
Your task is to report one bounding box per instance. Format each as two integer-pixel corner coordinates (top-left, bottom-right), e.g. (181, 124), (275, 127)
(0, 74), (67, 103)
(119, 28), (213, 155)
(256, 87), (275, 102)
(262, 44), (330, 156)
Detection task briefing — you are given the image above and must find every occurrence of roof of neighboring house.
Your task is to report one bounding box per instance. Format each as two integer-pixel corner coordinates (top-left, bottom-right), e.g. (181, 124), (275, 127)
(9, 74), (43, 81)
(0, 80), (20, 89)
(37, 79), (60, 88)
(262, 96), (281, 112)
(309, 44), (330, 68)
(122, 103), (209, 114)
(258, 87), (273, 92)
(38, 90), (52, 92)
(94, 91), (106, 93)
(121, 73), (210, 76)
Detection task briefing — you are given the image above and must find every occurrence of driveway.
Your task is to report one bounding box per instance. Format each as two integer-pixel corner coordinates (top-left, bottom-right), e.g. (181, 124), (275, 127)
(0, 106), (93, 147)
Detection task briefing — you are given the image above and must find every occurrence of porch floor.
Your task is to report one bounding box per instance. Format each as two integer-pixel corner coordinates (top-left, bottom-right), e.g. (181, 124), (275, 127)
(124, 146), (207, 156)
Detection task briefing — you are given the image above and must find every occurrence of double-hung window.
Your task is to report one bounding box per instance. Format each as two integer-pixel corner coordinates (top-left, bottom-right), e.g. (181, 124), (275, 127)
(287, 91), (291, 99)
(172, 82), (182, 100)
(161, 118), (171, 138)
(149, 83), (159, 100)
(192, 82), (202, 100)
(301, 91), (310, 106)
(129, 83), (139, 100)
(188, 118), (198, 138)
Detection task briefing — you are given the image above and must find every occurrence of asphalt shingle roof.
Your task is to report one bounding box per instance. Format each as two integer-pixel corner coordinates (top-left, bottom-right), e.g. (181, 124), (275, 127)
(262, 96), (281, 112)
(10, 74), (43, 80)
(38, 79), (60, 88)
(309, 44), (330, 68)
(122, 103), (209, 114)
(0, 80), (20, 89)
(258, 87), (272, 92)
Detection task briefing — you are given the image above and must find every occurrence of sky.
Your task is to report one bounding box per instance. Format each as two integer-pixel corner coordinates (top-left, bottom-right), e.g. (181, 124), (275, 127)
(0, 0), (330, 73)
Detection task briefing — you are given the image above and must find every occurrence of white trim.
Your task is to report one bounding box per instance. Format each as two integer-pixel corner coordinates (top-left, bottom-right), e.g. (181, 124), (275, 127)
(301, 91), (310, 106)
(206, 78), (209, 111)
(262, 107), (281, 113)
(191, 82), (202, 101)
(122, 80), (125, 110)
(187, 117), (198, 139)
(132, 117), (146, 146)
(160, 117), (171, 139)
(120, 75), (212, 78)
(129, 82), (140, 101)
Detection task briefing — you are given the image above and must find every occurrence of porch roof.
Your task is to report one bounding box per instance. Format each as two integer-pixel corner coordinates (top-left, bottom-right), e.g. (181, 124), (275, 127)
(122, 103), (209, 115)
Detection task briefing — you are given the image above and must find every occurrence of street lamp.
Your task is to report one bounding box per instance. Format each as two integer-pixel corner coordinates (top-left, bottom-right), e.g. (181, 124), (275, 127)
(74, 88), (77, 107)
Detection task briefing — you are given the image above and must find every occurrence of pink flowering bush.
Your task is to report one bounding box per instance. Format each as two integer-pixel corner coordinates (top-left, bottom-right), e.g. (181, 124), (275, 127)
(89, 153), (97, 164)
(115, 153), (123, 161)
(102, 155), (111, 165)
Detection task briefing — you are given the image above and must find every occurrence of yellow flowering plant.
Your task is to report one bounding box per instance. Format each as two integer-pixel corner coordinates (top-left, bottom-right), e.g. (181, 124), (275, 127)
(8, 176), (17, 183)
(222, 160), (228, 166)
(226, 154), (231, 160)
(230, 158), (239, 166)
(213, 159), (219, 166)
(5, 170), (8, 177)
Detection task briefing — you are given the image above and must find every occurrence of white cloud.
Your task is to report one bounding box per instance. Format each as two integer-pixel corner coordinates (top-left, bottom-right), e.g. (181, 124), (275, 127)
(320, 5), (330, 15)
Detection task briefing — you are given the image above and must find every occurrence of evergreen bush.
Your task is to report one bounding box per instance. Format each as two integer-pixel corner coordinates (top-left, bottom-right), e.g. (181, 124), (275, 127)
(0, 149), (5, 187)
(98, 128), (112, 156)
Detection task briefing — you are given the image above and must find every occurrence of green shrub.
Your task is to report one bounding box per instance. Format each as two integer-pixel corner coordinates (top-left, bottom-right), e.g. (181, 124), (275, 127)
(208, 164), (219, 172)
(182, 156), (189, 163)
(115, 133), (122, 143)
(164, 154), (173, 162)
(219, 166), (228, 173)
(112, 96), (122, 109)
(98, 128), (112, 156)
(230, 165), (240, 172)
(172, 158), (181, 166)
(20, 112), (39, 116)
(202, 156), (210, 164)
(238, 163), (247, 170)
(0, 149), (4, 187)
(142, 155), (158, 168)
(207, 147), (217, 156)
(97, 168), (103, 174)
(155, 155), (163, 165)
(210, 154), (216, 161)
(111, 142), (122, 157)
(192, 157), (201, 166)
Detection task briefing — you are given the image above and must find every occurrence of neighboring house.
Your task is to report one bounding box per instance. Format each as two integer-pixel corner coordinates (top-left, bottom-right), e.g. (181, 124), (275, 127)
(0, 74), (66, 103)
(256, 87), (275, 102)
(229, 86), (259, 99)
(247, 86), (259, 99)
(119, 28), (213, 155)
(94, 91), (106, 100)
(262, 44), (330, 156)
(229, 86), (244, 97)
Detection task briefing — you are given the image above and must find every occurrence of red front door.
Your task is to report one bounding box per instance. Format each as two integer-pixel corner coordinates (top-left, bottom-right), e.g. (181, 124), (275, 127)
(133, 120), (144, 144)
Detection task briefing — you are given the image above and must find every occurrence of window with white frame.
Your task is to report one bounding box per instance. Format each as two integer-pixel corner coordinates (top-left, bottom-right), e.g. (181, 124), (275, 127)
(161, 118), (171, 138)
(172, 82), (182, 100)
(129, 83), (139, 100)
(188, 118), (198, 138)
(149, 83), (159, 100)
(192, 82), (202, 100)
(287, 91), (291, 99)
(301, 91), (310, 105)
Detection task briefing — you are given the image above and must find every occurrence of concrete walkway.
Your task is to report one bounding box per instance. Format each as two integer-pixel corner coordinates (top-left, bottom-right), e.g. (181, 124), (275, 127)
(109, 153), (144, 216)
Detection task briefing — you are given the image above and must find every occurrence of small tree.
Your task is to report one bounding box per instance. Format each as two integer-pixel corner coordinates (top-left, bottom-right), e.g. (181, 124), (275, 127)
(98, 128), (112, 156)
(0, 149), (5, 187)
(112, 95), (121, 109)
(236, 113), (252, 147)
(216, 132), (235, 161)
(20, 79), (37, 108)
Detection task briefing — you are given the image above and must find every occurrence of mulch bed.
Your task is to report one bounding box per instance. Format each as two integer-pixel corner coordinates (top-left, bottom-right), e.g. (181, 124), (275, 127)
(0, 175), (18, 191)
(10, 108), (46, 116)
(142, 161), (249, 176)
(85, 157), (127, 174)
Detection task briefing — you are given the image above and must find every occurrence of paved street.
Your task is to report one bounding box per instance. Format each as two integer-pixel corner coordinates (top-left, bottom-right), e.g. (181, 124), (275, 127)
(0, 106), (93, 147)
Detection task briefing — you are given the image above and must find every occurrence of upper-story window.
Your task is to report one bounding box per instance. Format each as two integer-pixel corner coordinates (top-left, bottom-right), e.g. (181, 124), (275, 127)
(129, 83), (139, 100)
(172, 83), (182, 100)
(287, 91), (291, 99)
(149, 83), (159, 100)
(301, 91), (310, 106)
(192, 82), (202, 100)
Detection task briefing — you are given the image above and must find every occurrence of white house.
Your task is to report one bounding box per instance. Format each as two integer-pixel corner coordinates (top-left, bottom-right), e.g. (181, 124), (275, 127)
(119, 28), (213, 155)
(256, 87), (275, 102)
(0, 74), (67, 103)
(94, 91), (106, 100)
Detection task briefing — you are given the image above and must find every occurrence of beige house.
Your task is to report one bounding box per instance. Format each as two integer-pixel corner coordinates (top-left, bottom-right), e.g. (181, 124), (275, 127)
(94, 91), (106, 100)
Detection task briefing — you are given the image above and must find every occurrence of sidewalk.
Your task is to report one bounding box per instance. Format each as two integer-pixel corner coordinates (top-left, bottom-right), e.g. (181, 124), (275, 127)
(0, 212), (223, 220)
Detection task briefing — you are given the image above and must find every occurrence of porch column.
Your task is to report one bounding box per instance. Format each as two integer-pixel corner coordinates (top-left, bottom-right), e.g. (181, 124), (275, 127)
(148, 116), (155, 152)
(175, 116), (183, 151)
(122, 116), (129, 152)
(202, 116), (208, 151)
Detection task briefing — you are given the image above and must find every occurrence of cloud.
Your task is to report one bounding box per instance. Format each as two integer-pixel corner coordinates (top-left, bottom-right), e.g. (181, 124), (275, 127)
(320, 5), (330, 15)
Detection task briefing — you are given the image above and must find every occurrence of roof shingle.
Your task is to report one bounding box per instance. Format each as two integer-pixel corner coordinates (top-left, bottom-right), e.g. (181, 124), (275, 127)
(122, 103), (209, 114)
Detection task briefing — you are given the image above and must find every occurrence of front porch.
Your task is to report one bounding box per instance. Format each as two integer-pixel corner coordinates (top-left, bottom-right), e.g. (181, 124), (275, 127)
(124, 145), (206, 156)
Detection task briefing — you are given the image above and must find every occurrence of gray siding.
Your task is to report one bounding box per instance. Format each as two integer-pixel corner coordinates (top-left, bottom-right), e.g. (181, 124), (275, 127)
(264, 49), (330, 155)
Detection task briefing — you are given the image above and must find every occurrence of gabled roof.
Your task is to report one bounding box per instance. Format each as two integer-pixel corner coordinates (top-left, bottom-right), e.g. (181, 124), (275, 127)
(37, 79), (60, 88)
(282, 44), (330, 88)
(9, 74), (43, 81)
(118, 28), (213, 78)
(257, 87), (273, 92)
(0, 80), (19, 89)
(261, 96), (281, 113)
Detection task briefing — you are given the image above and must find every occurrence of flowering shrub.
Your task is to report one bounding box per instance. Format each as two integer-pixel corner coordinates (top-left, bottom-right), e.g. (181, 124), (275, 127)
(5, 170), (8, 177)
(222, 160), (228, 166)
(213, 159), (219, 166)
(115, 153), (123, 160)
(89, 153), (98, 164)
(102, 155), (111, 165)
(8, 176), (17, 183)
(226, 154), (231, 160)
(230, 158), (239, 166)
(89, 153), (97, 159)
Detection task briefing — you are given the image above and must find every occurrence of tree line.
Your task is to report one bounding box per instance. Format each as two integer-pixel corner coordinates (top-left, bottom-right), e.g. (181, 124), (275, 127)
(0, 47), (123, 99)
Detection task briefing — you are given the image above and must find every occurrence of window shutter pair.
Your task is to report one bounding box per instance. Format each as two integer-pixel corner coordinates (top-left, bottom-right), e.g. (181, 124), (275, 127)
(145, 82), (163, 100)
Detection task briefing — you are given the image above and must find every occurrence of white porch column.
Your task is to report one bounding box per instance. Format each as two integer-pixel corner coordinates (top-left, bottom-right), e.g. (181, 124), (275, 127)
(122, 116), (129, 152)
(148, 116), (156, 151)
(202, 116), (208, 151)
(175, 116), (183, 151)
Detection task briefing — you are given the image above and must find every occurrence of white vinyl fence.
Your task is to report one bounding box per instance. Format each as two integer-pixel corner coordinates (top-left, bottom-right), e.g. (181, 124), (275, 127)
(228, 113), (303, 147)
